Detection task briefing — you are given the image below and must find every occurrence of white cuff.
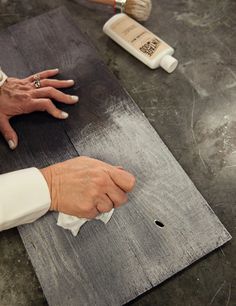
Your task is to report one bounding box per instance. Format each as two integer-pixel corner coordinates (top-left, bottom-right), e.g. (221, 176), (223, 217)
(0, 168), (51, 231)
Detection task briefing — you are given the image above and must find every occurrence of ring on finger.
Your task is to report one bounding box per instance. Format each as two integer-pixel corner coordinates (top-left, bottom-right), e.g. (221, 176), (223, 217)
(33, 73), (40, 81)
(34, 79), (41, 88)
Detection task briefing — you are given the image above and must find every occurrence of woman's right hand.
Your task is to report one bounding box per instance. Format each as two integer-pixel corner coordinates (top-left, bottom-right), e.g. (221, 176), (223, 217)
(40, 156), (136, 218)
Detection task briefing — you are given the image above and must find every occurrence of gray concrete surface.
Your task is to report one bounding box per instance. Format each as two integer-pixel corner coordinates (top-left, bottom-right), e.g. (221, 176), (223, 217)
(0, 0), (235, 305)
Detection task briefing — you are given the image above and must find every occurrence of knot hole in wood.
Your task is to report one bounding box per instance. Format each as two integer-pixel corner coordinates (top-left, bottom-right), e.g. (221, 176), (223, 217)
(154, 220), (164, 228)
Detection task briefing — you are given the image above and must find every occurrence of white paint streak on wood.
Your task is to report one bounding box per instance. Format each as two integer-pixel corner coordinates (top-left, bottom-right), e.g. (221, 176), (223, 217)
(209, 281), (226, 305)
(225, 283), (232, 306)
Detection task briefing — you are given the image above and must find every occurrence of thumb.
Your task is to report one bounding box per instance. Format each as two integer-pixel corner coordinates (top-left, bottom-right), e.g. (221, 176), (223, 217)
(0, 116), (18, 150)
(108, 167), (136, 192)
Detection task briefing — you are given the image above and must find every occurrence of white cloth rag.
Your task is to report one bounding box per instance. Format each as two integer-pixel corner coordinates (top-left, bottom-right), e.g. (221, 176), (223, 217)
(57, 209), (114, 236)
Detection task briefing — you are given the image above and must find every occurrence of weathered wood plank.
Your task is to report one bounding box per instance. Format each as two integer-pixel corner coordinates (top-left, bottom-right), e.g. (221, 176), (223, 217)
(0, 7), (231, 306)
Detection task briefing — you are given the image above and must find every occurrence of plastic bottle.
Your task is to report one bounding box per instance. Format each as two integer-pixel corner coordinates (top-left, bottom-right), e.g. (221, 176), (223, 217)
(103, 13), (178, 73)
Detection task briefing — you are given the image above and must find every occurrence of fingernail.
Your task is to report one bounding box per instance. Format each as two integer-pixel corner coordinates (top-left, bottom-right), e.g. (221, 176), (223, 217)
(8, 140), (16, 150)
(61, 111), (69, 119)
(67, 80), (74, 84)
(71, 95), (79, 102)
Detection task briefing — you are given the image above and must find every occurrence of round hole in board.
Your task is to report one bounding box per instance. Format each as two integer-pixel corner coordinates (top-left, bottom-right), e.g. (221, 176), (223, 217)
(154, 220), (164, 228)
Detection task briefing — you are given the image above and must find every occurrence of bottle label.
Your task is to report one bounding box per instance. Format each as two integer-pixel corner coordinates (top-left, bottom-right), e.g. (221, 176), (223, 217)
(111, 15), (169, 59)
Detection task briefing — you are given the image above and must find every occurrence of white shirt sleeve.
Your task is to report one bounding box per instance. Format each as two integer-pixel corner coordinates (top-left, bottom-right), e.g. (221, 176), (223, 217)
(0, 168), (51, 231)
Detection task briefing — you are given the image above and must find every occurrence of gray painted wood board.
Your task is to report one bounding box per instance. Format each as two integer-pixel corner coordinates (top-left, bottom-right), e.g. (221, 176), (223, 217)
(0, 7), (231, 306)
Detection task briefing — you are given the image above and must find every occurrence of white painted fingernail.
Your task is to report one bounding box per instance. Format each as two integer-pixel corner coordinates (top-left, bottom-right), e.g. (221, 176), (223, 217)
(67, 80), (74, 84)
(61, 111), (69, 119)
(71, 95), (79, 102)
(8, 140), (16, 150)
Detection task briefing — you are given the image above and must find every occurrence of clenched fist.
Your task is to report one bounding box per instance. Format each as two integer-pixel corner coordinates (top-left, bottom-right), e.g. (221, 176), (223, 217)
(0, 68), (79, 150)
(40, 156), (136, 218)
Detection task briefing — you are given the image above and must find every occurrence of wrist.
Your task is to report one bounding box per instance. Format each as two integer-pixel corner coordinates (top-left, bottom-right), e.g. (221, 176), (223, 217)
(40, 167), (54, 211)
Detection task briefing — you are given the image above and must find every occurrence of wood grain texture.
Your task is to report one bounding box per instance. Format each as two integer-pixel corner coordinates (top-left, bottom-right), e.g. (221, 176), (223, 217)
(0, 7), (231, 306)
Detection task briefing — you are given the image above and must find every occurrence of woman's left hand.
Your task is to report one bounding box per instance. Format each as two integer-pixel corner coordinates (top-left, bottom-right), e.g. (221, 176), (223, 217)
(0, 68), (79, 150)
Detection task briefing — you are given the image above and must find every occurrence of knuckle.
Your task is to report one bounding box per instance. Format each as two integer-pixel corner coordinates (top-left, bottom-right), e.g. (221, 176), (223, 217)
(80, 205), (93, 215)
(94, 198), (102, 207)
(90, 188), (100, 199)
(22, 93), (31, 101)
(44, 86), (52, 94)
(41, 100), (51, 111)
(99, 206), (110, 213)
(22, 79), (29, 85)
(26, 85), (33, 91)
(2, 130), (9, 138)
(45, 98), (51, 105)
(41, 79), (47, 86)
(48, 86), (54, 94)
(88, 210), (98, 219)
(27, 90), (34, 98)
(95, 175), (107, 187)
(84, 207), (92, 214)
(18, 93), (32, 106)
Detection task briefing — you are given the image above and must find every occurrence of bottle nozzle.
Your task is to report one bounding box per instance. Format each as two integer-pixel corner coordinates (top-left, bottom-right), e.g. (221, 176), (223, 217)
(160, 55), (178, 73)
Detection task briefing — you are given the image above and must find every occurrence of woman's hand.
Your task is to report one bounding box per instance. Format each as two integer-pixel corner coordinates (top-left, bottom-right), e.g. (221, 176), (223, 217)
(40, 156), (136, 218)
(0, 68), (79, 150)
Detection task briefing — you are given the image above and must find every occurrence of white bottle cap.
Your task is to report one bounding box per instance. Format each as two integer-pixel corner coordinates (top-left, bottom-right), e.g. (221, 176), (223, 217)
(160, 55), (178, 73)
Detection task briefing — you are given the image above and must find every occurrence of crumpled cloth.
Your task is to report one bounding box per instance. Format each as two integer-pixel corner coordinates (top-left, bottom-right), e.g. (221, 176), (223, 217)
(57, 209), (114, 236)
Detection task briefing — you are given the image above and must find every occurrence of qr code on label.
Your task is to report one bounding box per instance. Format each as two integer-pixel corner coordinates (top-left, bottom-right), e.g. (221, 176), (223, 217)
(140, 38), (160, 56)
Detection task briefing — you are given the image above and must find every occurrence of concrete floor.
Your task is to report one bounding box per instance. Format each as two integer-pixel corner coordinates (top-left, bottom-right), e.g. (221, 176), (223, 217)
(0, 0), (235, 305)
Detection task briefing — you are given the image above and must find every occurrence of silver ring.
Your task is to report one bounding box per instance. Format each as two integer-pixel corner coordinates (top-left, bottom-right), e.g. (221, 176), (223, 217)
(34, 79), (41, 88)
(33, 74), (40, 81)
(115, 0), (127, 12)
